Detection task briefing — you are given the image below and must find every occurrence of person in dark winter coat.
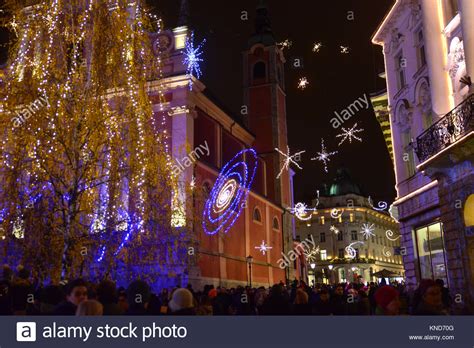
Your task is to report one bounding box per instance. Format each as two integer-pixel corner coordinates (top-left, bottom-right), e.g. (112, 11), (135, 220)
(54, 279), (88, 315)
(168, 288), (196, 315)
(97, 280), (123, 315)
(125, 280), (151, 315)
(313, 289), (332, 315)
(330, 285), (348, 315)
(292, 288), (311, 315)
(262, 284), (291, 315)
(413, 280), (448, 315)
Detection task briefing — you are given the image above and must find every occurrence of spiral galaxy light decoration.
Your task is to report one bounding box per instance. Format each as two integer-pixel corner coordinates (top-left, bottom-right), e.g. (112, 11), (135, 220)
(203, 149), (258, 235)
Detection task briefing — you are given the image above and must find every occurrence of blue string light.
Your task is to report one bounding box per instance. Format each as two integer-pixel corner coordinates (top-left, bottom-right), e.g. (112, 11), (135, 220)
(183, 31), (206, 89)
(202, 148), (258, 235)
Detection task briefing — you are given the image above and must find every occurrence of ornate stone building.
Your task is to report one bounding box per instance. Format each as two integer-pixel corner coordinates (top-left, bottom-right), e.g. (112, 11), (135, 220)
(295, 170), (404, 285)
(372, 0), (473, 313)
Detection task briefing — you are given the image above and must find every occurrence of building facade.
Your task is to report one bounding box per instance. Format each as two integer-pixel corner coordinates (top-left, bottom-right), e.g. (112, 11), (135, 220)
(295, 170), (404, 285)
(155, 1), (294, 289)
(372, 0), (473, 313)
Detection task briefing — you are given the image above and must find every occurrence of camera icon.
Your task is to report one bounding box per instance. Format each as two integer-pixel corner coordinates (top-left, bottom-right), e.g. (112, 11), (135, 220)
(16, 322), (37, 342)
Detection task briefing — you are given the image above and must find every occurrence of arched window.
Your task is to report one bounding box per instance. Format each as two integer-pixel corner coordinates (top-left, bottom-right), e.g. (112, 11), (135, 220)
(273, 217), (280, 230)
(464, 194), (474, 227)
(253, 61), (266, 79)
(253, 207), (262, 222)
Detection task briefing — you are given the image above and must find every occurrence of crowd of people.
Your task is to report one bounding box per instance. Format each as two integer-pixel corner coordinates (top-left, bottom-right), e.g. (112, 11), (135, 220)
(0, 265), (457, 316)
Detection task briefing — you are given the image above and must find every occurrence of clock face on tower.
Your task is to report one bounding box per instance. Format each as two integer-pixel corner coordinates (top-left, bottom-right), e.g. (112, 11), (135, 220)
(153, 31), (174, 55)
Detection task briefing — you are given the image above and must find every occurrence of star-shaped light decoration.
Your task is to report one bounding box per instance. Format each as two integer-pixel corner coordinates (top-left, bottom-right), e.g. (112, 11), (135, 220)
(9, 16), (19, 37)
(311, 138), (338, 173)
(305, 245), (321, 262)
(297, 77), (309, 90)
(183, 31), (206, 89)
(360, 223), (375, 240)
(336, 123), (364, 146)
(312, 42), (323, 53)
(278, 39), (292, 50)
(330, 225), (340, 234)
(275, 146), (305, 179)
(340, 46), (350, 54)
(255, 240), (272, 255)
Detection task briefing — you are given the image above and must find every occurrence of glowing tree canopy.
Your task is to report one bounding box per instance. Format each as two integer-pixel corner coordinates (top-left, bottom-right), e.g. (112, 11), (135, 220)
(0, 0), (191, 283)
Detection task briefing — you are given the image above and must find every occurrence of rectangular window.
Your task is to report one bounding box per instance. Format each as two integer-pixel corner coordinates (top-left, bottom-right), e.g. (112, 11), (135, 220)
(415, 29), (426, 69)
(320, 250), (327, 261)
(395, 51), (406, 90)
(351, 230), (358, 241)
(338, 248), (345, 259)
(415, 222), (448, 284)
(320, 232), (326, 243)
(349, 213), (354, 222)
(320, 216), (325, 225)
(402, 132), (416, 177)
(371, 235), (375, 243)
(337, 232), (343, 241)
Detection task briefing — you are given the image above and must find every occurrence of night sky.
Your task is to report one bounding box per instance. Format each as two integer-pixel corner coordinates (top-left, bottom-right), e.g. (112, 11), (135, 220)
(1, 0), (396, 205)
(150, 0), (396, 204)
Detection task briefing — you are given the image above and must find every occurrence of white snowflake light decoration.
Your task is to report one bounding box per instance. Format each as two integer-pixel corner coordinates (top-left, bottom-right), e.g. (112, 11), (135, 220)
(291, 202), (315, 221)
(255, 240), (272, 255)
(311, 138), (338, 173)
(183, 31), (206, 88)
(360, 223), (375, 240)
(275, 146), (305, 179)
(336, 123), (364, 146)
(278, 39), (292, 50)
(305, 245), (321, 261)
(297, 77), (309, 90)
(330, 225), (340, 234)
(340, 46), (350, 54)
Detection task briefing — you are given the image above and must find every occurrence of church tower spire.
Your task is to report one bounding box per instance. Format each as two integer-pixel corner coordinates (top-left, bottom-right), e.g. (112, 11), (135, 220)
(248, 0), (275, 47)
(177, 0), (189, 27)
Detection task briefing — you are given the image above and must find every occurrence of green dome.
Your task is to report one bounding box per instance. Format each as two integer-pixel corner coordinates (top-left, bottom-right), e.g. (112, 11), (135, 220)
(328, 169), (362, 196)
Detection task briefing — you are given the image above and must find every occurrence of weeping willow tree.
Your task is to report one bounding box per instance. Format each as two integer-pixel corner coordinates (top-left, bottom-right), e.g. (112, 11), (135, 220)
(0, 0), (195, 285)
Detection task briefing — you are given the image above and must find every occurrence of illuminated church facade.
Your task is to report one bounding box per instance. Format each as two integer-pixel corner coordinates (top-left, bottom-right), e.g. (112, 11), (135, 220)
(153, 1), (297, 288)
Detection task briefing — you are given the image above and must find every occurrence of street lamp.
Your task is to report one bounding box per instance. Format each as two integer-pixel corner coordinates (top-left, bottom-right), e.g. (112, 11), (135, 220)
(246, 255), (254, 288)
(310, 262), (316, 270)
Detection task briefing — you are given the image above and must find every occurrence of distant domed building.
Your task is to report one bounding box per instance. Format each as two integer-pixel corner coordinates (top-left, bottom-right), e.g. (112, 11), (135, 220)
(296, 170), (404, 284)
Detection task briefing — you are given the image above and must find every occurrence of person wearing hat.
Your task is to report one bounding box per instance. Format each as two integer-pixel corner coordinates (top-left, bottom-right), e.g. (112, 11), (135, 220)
(413, 279), (448, 315)
(374, 285), (400, 315)
(168, 288), (196, 315)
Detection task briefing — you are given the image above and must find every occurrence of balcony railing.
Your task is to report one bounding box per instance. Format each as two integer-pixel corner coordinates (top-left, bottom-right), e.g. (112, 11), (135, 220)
(416, 94), (473, 163)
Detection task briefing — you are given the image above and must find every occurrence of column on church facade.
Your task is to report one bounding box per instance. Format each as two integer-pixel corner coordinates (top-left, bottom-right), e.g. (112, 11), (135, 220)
(420, 0), (454, 116)
(459, 0), (474, 93)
